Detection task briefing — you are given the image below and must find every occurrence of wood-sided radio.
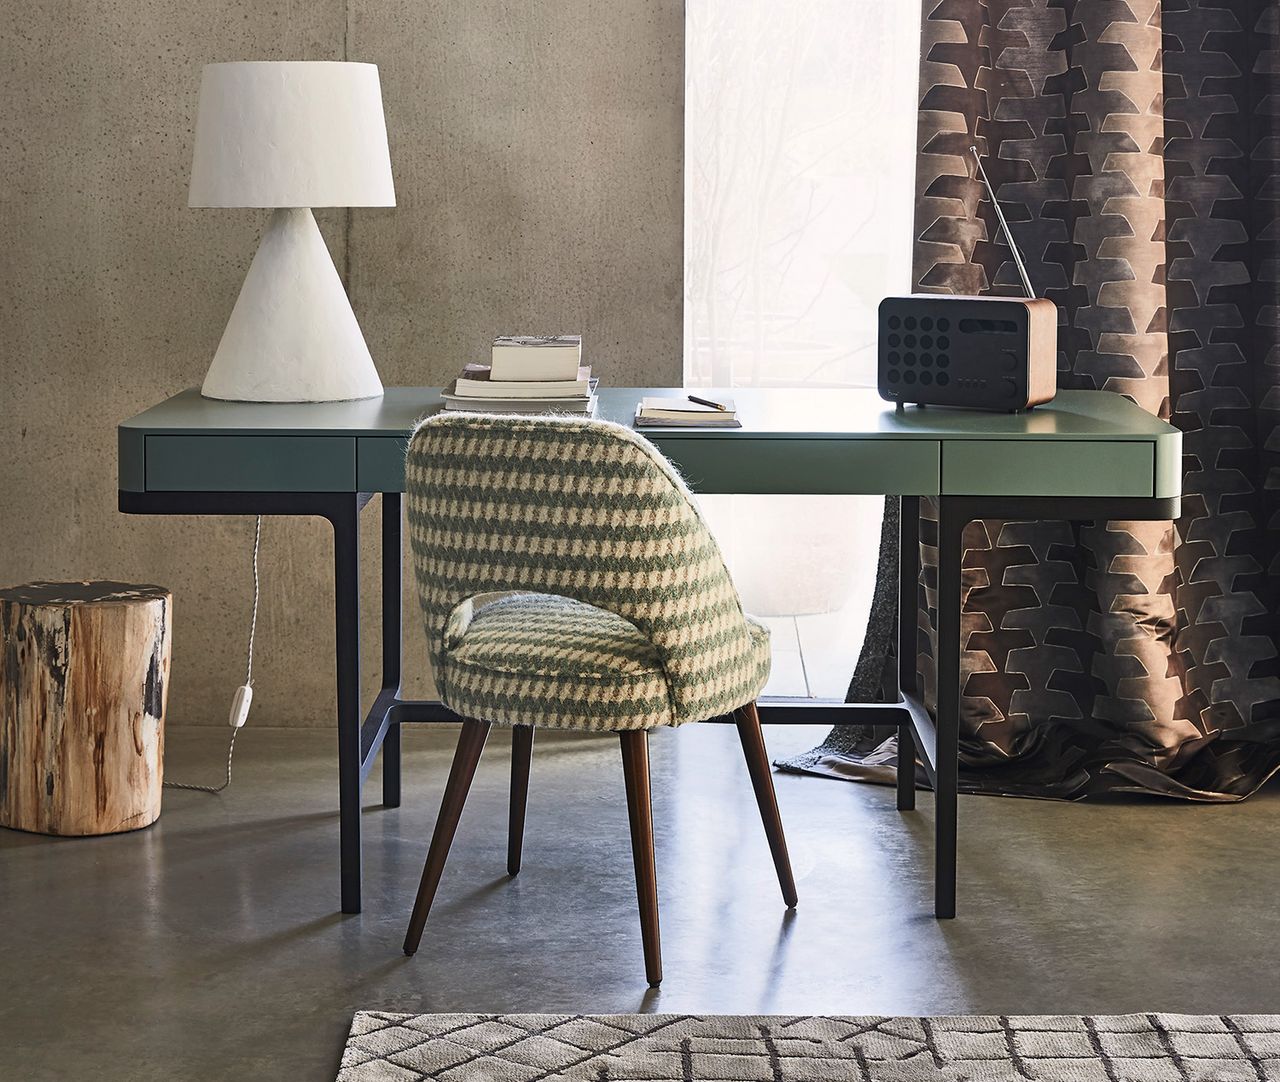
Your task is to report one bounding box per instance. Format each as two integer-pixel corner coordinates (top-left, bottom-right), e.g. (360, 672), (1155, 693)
(876, 295), (1057, 411)
(878, 148), (1058, 412)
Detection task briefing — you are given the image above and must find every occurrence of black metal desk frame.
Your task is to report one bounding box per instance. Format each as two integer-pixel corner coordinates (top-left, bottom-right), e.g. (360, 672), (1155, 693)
(120, 487), (1178, 919)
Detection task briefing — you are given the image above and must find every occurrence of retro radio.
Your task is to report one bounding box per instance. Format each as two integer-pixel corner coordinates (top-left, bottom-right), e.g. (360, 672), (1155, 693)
(878, 149), (1058, 412)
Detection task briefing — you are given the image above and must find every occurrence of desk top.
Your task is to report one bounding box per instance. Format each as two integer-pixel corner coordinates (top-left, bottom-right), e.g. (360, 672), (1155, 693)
(122, 387), (1174, 442)
(119, 387), (1181, 501)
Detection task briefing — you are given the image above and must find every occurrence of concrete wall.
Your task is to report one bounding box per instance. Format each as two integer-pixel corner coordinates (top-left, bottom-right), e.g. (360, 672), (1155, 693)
(0, 2), (684, 725)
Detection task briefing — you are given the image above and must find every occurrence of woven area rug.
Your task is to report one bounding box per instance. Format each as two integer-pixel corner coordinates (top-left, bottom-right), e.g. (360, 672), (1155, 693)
(338, 1012), (1280, 1080)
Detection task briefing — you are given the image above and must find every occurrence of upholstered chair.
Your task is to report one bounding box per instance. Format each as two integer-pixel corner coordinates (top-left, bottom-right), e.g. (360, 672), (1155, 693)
(401, 412), (797, 986)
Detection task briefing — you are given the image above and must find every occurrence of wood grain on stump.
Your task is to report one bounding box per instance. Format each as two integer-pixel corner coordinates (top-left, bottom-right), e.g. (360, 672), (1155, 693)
(0, 581), (171, 835)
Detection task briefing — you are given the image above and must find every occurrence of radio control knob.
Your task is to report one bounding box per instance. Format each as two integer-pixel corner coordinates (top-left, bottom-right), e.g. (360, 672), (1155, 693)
(999, 377), (1018, 398)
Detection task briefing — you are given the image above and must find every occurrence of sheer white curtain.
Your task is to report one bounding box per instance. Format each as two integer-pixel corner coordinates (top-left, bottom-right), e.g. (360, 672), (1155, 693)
(684, 0), (919, 697)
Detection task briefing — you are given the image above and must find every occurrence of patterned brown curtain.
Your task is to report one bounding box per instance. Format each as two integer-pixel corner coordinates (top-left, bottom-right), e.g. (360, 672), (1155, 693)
(782, 0), (1280, 800)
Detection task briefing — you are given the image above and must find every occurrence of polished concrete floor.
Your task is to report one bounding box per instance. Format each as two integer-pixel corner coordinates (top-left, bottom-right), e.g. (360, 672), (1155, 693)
(2, 723), (1279, 1081)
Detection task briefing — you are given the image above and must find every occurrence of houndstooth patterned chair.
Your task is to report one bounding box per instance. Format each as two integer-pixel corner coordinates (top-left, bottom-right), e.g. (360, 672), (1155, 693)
(402, 412), (797, 986)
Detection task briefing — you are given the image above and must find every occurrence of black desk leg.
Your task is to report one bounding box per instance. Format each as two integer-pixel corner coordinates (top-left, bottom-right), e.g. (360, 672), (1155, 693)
(381, 492), (403, 809)
(934, 498), (963, 919)
(897, 496), (920, 812)
(331, 497), (364, 914)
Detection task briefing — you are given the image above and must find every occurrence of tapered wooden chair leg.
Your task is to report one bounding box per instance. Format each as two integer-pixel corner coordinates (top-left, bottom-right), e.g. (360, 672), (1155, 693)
(735, 701), (799, 908)
(403, 719), (492, 956)
(508, 725), (534, 876)
(619, 729), (662, 987)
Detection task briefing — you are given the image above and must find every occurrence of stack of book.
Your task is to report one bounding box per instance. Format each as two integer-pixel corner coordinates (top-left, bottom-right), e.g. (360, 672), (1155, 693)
(634, 395), (740, 428)
(442, 335), (596, 414)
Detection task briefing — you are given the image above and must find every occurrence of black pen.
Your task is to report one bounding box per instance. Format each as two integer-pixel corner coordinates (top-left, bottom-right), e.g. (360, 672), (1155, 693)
(687, 394), (728, 411)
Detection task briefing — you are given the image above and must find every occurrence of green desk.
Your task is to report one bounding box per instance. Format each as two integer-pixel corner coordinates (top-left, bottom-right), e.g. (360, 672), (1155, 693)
(119, 387), (1181, 918)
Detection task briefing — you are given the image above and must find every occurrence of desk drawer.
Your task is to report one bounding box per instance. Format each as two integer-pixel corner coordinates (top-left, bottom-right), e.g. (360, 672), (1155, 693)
(145, 435), (356, 492)
(650, 438), (940, 495)
(357, 437), (410, 492)
(942, 440), (1155, 497)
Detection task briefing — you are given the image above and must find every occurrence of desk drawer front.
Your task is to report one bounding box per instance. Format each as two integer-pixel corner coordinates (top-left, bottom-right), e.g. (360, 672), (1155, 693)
(942, 440), (1155, 497)
(145, 436), (356, 492)
(651, 438), (940, 495)
(344, 435), (939, 495)
(357, 437), (410, 492)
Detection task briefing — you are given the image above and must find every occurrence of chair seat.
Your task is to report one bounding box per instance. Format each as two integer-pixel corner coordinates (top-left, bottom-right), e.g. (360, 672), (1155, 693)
(438, 592), (769, 731)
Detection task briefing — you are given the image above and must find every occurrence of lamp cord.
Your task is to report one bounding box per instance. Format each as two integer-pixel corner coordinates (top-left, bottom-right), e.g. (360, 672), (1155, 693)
(244, 514), (261, 686)
(164, 515), (261, 794)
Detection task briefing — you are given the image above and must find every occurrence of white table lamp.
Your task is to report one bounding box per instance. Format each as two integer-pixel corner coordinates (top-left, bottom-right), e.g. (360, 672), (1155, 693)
(189, 62), (395, 402)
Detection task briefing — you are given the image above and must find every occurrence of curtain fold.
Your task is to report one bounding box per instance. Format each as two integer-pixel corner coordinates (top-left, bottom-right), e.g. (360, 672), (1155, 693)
(782, 0), (1280, 799)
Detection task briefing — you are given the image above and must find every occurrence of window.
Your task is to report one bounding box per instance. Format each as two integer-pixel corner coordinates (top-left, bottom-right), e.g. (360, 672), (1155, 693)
(684, 0), (920, 697)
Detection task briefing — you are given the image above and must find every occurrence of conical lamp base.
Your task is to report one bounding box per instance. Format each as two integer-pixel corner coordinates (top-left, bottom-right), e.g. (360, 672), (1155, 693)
(201, 208), (384, 402)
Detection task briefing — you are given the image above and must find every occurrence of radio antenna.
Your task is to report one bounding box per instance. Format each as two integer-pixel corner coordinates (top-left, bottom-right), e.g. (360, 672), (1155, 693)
(970, 145), (1035, 299)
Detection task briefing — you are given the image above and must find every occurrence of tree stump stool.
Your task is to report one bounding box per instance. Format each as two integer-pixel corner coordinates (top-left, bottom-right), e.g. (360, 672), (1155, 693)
(0, 581), (171, 835)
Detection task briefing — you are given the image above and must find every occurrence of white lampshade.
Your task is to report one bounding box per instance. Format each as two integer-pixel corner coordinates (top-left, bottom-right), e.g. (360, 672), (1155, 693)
(189, 61), (395, 209)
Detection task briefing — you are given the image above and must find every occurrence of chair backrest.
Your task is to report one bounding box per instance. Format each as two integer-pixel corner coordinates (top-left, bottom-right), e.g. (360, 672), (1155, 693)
(405, 412), (761, 722)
